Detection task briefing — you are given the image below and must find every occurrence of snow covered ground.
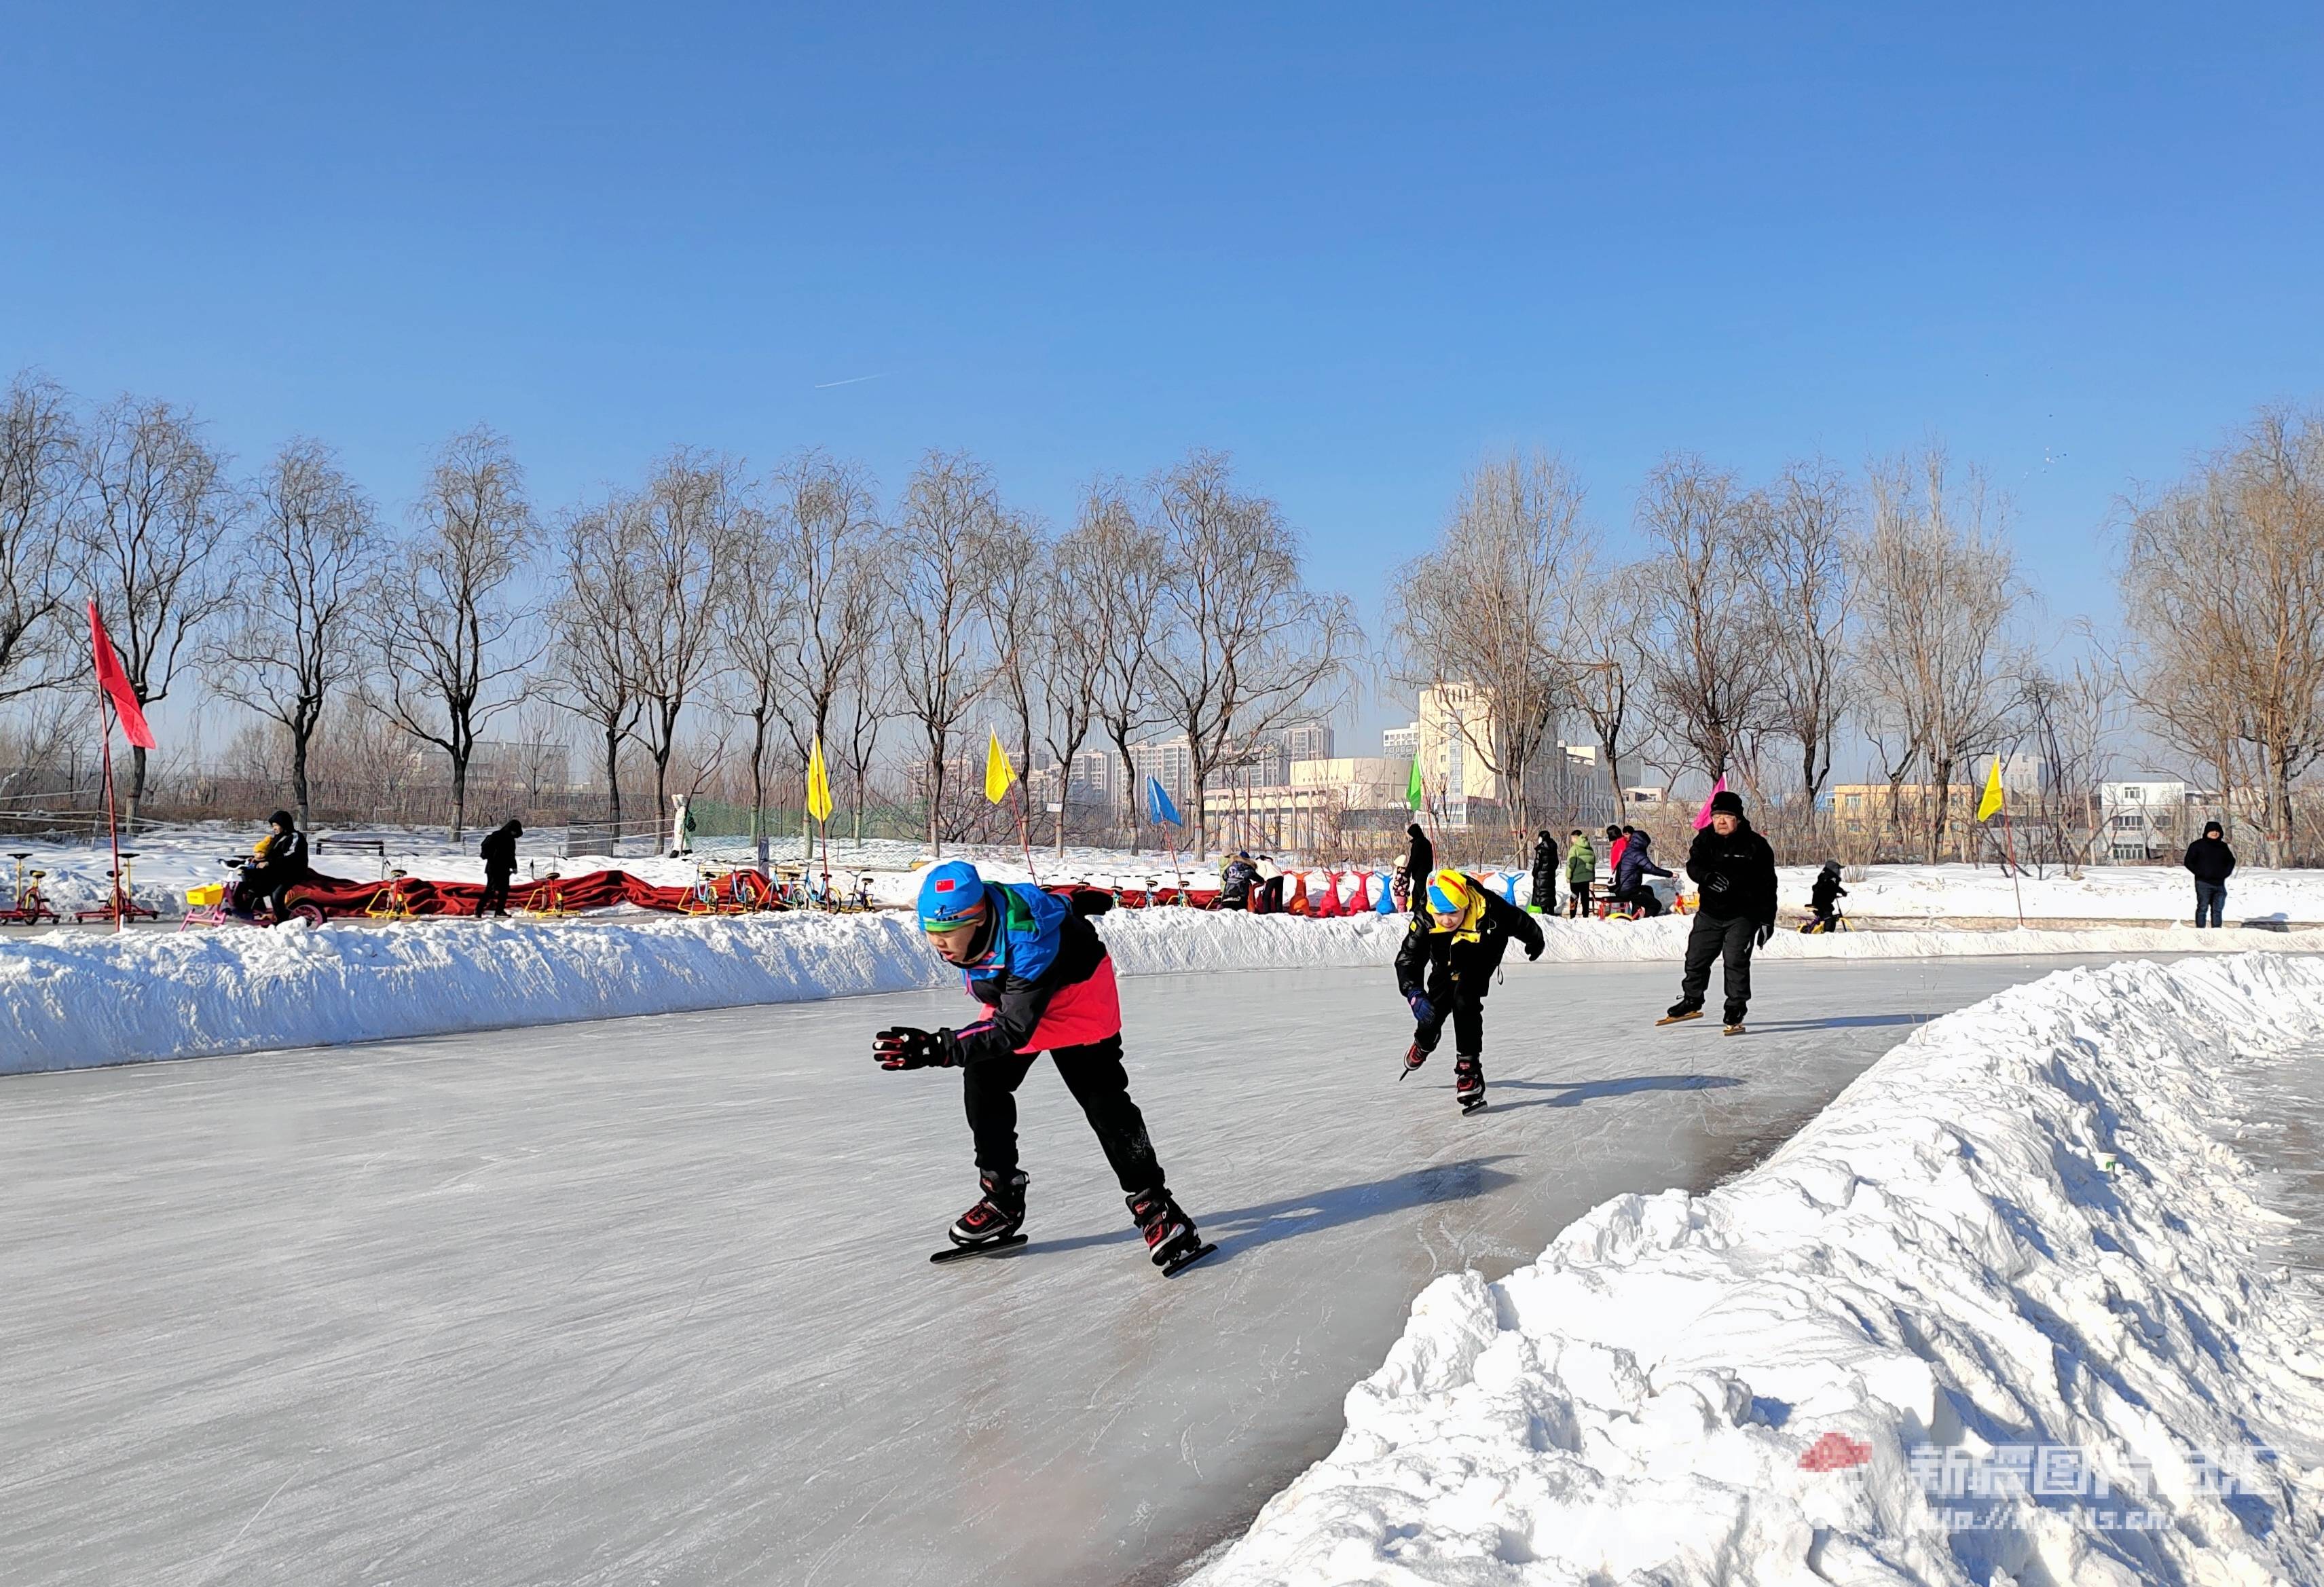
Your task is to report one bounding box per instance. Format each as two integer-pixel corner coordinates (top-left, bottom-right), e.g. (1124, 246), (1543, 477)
(7, 906), (2323, 1076)
(1185, 953), (2324, 1587)
(0, 955), (2138, 1587)
(10, 822), (2317, 925)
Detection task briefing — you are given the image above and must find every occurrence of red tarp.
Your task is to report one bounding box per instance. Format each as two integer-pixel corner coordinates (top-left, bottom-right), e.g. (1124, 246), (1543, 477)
(276, 873), (1247, 922)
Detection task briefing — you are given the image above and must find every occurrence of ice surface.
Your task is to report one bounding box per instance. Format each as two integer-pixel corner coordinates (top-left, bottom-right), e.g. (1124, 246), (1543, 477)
(0, 955), (2128, 1586)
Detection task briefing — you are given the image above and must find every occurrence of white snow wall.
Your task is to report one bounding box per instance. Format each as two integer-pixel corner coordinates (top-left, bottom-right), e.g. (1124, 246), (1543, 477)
(1186, 952), (2324, 1587)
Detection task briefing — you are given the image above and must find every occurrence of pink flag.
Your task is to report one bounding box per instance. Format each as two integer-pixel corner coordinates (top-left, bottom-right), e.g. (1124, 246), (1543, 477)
(89, 602), (156, 750)
(1693, 773), (1727, 830)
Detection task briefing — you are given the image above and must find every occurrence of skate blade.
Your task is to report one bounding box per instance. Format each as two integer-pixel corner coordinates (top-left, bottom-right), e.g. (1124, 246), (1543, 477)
(1655, 1011), (1703, 1026)
(1458, 1095), (1487, 1113)
(1160, 1241), (1218, 1278)
(931, 1233), (1029, 1264)
(1722, 1024), (1747, 1036)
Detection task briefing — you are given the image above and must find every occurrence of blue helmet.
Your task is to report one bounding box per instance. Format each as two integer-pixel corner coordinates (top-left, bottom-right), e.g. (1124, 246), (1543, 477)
(917, 860), (990, 930)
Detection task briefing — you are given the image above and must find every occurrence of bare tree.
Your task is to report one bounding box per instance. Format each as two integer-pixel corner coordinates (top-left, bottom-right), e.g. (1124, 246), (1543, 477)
(836, 627), (899, 845)
(1145, 451), (1357, 855)
(552, 495), (645, 841)
(2017, 643), (2123, 874)
(1391, 450), (1589, 838)
(718, 501), (798, 867)
(1037, 526), (1111, 854)
(628, 449), (746, 835)
(81, 395), (238, 822)
(976, 509), (1048, 848)
(1854, 448), (2023, 861)
(206, 439), (379, 833)
(372, 427), (540, 840)
(0, 373), (83, 704)
(1564, 565), (1646, 810)
(2122, 407), (2324, 864)
(891, 451), (1003, 853)
(1754, 458), (1855, 805)
(1634, 454), (1776, 790)
(1074, 480), (1168, 847)
(766, 452), (883, 853)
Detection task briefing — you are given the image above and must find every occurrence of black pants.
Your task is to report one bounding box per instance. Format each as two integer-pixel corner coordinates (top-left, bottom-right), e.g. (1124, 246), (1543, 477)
(963, 1034), (1164, 1194)
(1412, 975), (1486, 1057)
(1567, 878), (1591, 917)
(1620, 883), (1663, 918)
(480, 869), (513, 915)
(1679, 912), (1758, 1021)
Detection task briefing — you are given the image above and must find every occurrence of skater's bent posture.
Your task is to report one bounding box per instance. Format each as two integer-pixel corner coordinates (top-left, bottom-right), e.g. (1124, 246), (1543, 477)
(874, 860), (1206, 1270)
(1662, 790), (1779, 1032)
(1397, 867), (1545, 1110)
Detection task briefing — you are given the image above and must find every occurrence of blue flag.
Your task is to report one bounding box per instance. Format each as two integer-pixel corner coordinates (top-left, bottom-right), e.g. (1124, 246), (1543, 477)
(1145, 775), (1182, 828)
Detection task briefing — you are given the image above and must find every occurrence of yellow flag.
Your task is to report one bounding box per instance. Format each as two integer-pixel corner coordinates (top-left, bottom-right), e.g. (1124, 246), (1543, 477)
(984, 728), (1016, 805)
(1976, 756), (2004, 822)
(806, 735), (834, 823)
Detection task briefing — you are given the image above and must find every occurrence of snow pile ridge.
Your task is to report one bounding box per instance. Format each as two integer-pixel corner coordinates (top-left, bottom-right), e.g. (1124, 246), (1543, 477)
(0, 910), (1404, 1074)
(1189, 953), (2324, 1586)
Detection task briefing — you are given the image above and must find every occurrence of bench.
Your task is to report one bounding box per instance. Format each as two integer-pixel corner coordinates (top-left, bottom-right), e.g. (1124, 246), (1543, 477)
(315, 835), (389, 859)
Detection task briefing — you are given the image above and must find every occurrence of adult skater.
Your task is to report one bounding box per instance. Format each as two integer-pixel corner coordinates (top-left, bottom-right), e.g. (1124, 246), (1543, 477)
(2182, 820), (2236, 928)
(1613, 827), (1672, 917)
(1803, 860), (1846, 932)
(1528, 829), (1558, 914)
(477, 818), (522, 917)
(1659, 789), (1778, 1034)
(874, 860), (1211, 1275)
(1397, 866), (1545, 1112)
(1564, 828), (1596, 917)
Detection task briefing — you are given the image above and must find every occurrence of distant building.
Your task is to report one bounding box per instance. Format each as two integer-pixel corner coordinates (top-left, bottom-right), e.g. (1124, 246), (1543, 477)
(1830, 783), (1981, 841)
(1382, 723), (1419, 758)
(2097, 776), (2197, 861)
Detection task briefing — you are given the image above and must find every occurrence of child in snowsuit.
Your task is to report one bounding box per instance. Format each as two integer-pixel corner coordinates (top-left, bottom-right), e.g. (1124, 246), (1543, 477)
(874, 861), (1208, 1272)
(1396, 867), (1545, 1112)
(1803, 861), (1846, 932)
(1564, 830), (1596, 917)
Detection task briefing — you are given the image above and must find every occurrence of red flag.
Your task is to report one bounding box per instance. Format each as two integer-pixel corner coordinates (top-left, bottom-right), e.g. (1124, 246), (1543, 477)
(88, 601), (156, 750)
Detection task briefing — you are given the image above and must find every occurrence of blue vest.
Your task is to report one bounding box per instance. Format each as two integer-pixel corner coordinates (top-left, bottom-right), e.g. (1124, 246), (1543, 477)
(962, 881), (1070, 988)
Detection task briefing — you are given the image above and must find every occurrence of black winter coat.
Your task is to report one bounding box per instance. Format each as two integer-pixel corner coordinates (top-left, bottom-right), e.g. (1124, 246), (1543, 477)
(1686, 819), (1778, 925)
(1403, 825), (1435, 892)
(1395, 884), (1544, 1004)
(1529, 837), (1558, 905)
(261, 830), (310, 881)
(1614, 835), (1672, 895)
(1810, 871), (1846, 913)
(2182, 836), (2236, 884)
(479, 824), (519, 874)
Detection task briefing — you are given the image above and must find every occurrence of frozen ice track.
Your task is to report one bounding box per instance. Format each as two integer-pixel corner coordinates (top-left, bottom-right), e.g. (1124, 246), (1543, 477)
(0, 956), (2124, 1587)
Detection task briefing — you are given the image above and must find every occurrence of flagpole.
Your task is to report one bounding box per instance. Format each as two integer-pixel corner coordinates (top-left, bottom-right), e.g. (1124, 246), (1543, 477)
(2002, 808), (2025, 927)
(95, 682), (123, 933)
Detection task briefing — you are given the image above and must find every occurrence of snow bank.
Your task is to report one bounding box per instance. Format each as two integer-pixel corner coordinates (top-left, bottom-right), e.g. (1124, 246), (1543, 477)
(1187, 953), (2324, 1586)
(0, 910), (1405, 1075)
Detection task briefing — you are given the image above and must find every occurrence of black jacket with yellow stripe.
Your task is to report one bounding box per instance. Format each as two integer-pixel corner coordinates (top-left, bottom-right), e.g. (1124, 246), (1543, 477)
(1394, 877), (1544, 1002)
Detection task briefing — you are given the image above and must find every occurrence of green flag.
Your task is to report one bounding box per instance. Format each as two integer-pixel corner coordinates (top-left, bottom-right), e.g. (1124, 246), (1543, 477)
(1406, 756), (1424, 812)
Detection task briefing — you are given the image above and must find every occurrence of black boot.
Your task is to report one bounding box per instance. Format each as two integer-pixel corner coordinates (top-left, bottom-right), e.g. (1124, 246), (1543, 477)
(1657, 1001), (1703, 1026)
(950, 1169), (1029, 1247)
(1126, 1187), (1208, 1273)
(1453, 1055), (1486, 1112)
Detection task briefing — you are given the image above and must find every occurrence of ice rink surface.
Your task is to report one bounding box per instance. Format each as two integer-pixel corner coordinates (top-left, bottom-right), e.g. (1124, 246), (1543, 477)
(1, 955), (2129, 1587)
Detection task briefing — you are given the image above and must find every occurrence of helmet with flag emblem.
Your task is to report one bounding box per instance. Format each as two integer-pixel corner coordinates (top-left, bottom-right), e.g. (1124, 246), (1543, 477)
(1424, 867), (1475, 931)
(917, 860), (991, 932)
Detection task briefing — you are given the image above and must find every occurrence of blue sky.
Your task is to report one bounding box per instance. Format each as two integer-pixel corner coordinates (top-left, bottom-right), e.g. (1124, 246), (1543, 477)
(5, 3), (2320, 745)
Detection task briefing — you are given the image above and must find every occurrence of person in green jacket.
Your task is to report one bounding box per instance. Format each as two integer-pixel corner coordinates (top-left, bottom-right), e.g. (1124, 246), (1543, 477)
(1564, 829), (1596, 918)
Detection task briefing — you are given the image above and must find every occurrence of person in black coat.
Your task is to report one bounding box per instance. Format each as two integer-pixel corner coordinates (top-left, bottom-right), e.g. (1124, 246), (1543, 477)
(238, 809), (310, 922)
(1613, 828), (1673, 917)
(477, 819), (523, 916)
(1395, 867), (1545, 1110)
(1805, 861), (1847, 932)
(1662, 789), (1778, 1030)
(1528, 829), (1558, 913)
(1401, 822), (1435, 912)
(2182, 820), (2236, 929)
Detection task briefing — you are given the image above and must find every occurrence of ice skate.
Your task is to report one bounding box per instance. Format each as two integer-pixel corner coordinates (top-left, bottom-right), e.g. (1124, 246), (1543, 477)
(1452, 1055), (1486, 1113)
(1397, 1041), (1430, 1080)
(938, 1169), (1028, 1256)
(1722, 1023), (1747, 1036)
(1656, 1002), (1703, 1027)
(1128, 1188), (1215, 1277)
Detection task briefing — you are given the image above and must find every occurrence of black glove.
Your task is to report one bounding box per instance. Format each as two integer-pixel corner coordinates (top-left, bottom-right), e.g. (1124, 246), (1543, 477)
(874, 1026), (955, 1070)
(1525, 939), (1543, 961)
(1754, 922), (1774, 948)
(1407, 993), (1435, 1025)
(1701, 873), (1731, 897)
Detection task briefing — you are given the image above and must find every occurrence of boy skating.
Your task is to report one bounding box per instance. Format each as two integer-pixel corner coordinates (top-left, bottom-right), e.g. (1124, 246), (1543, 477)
(1397, 867), (1545, 1112)
(874, 860), (1212, 1275)
(1659, 789), (1778, 1034)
